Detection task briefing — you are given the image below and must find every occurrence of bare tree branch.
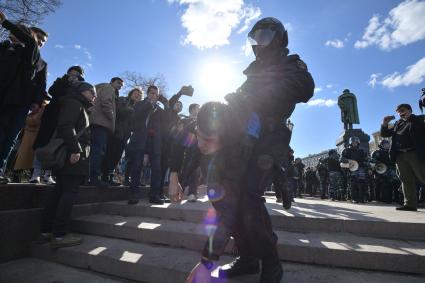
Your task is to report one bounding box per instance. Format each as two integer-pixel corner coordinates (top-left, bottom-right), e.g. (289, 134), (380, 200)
(0, 0), (61, 39)
(121, 71), (169, 97)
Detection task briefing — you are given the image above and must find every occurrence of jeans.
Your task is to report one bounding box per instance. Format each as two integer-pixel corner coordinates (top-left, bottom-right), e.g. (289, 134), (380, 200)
(42, 174), (85, 237)
(89, 125), (109, 180)
(130, 137), (161, 198)
(31, 156), (52, 179)
(0, 105), (29, 170)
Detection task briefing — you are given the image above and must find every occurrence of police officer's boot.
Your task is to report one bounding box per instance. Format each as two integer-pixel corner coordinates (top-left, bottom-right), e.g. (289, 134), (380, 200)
(218, 256), (260, 278)
(259, 255), (283, 283)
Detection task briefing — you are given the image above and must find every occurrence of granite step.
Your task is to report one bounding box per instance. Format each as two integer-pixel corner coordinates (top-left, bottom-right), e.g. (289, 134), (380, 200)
(31, 234), (425, 283)
(71, 214), (425, 274)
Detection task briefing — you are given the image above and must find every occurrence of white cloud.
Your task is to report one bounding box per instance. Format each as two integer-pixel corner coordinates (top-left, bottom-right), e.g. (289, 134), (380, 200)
(355, 0), (425, 50)
(325, 39), (344, 48)
(368, 73), (381, 88)
(170, 0), (261, 49)
(381, 56), (425, 88)
(84, 50), (92, 60)
(241, 39), (252, 56)
(307, 99), (338, 107)
(237, 5), (261, 34)
(284, 22), (293, 32)
(54, 44), (64, 48)
(74, 44), (81, 49)
(314, 87), (323, 93)
(326, 84), (333, 89)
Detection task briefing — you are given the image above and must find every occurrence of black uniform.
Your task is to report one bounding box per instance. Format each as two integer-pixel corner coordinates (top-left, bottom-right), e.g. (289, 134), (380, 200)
(341, 146), (369, 203)
(316, 158), (329, 199)
(202, 47), (314, 268)
(322, 155), (345, 200)
(371, 148), (400, 203)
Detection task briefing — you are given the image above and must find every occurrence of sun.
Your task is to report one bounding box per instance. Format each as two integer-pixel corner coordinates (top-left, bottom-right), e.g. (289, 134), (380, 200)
(199, 59), (242, 100)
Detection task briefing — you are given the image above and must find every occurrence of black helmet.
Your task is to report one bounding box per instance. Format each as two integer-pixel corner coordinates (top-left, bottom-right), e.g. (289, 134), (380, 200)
(379, 139), (390, 149)
(248, 17), (288, 58)
(349, 136), (360, 145)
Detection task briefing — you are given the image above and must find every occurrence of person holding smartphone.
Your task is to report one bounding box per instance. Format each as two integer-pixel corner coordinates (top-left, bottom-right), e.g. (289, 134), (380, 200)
(381, 103), (425, 211)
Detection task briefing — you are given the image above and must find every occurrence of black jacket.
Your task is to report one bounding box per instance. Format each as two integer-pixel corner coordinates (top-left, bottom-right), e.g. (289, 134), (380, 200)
(341, 146), (368, 167)
(381, 114), (425, 161)
(115, 96), (136, 141)
(55, 89), (91, 176)
(226, 49), (315, 128)
(0, 20), (40, 107)
(127, 99), (165, 154)
(33, 75), (78, 149)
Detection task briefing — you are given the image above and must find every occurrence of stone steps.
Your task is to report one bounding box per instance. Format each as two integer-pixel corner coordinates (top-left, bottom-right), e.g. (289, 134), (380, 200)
(98, 201), (425, 240)
(70, 213), (425, 274)
(31, 234), (255, 283)
(31, 234), (425, 283)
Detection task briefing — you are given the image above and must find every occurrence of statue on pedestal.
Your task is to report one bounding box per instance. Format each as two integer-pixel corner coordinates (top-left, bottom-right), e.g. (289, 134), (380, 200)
(338, 89), (360, 130)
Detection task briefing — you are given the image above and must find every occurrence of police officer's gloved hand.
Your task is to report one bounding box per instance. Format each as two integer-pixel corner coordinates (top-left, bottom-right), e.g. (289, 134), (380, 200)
(238, 112), (261, 160)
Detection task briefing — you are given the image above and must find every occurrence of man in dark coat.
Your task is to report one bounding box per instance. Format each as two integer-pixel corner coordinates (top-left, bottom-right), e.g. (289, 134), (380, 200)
(127, 85), (166, 205)
(0, 12), (43, 184)
(101, 88), (142, 185)
(41, 81), (95, 248)
(381, 104), (425, 211)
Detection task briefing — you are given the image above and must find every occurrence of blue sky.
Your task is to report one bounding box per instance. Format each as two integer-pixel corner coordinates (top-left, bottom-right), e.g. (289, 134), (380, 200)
(35, 0), (425, 157)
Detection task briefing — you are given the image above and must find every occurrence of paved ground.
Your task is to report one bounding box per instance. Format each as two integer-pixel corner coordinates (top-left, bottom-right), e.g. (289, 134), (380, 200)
(135, 191), (425, 224)
(265, 196), (425, 223)
(0, 258), (136, 283)
(1, 257), (423, 283)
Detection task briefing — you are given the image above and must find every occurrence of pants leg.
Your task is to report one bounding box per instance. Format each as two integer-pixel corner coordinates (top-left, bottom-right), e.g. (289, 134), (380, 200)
(52, 175), (85, 237)
(129, 150), (145, 196)
(147, 151), (162, 198)
(89, 125), (108, 180)
(187, 167), (201, 196)
(0, 106), (29, 169)
(31, 156), (42, 179)
(397, 152), (419, 208)
(42, 175), (64, 233)
(239, 158), (278, 260)
(101, 135), (126, 178)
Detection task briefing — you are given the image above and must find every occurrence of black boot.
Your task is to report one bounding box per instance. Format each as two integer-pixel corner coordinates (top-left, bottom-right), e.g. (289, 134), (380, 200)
(260, 256), (283, 283)
(218, 256), (260, 278)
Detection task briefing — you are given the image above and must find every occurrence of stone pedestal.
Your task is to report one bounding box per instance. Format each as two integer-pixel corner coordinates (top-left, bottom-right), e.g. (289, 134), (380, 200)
(336, 129), (370, 154)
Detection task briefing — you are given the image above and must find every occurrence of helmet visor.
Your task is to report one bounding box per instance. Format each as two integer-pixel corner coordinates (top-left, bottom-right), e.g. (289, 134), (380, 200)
(248, 28), (276, 46)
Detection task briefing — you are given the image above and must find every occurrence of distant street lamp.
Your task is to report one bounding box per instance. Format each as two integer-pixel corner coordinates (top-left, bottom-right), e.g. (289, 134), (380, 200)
(286, 119), (294, 132)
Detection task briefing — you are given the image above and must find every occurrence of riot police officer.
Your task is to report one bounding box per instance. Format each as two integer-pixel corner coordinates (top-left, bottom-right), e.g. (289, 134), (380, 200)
(341, 136), (369, 203)
(183, 17), (315, 283)
(371, 140), (400, 203)
(316, 157), (329, 199)
(323, 149), (345, 200)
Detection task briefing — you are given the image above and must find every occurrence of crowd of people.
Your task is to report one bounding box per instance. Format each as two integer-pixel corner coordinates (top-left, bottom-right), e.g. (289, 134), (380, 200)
(282, 135), (425, 209)
(1, 10), (425, 283)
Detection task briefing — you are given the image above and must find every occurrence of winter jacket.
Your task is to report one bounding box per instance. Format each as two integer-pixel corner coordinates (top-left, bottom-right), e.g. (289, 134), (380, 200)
(115, 96), (136, 141)
(0, 20), (41, 107)
(127, 99), (164, 154)
(55, 88), (91, 176)
(90, 83), (117, 133)
(33, 75), (77, 149)
(381, 114), (425, 161)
